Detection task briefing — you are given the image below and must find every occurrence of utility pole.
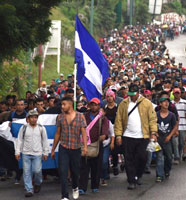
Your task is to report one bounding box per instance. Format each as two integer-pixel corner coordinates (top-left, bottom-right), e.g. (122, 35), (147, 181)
(27, 49), (32, 91)
(152, 0), (157, 21)
(129, 0), (133, 25)
(90, 0), (94, 35)
(38, 45), (42, 89)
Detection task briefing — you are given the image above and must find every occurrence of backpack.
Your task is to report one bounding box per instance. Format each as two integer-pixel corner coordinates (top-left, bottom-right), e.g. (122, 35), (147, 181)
(22, 124), (44, 140)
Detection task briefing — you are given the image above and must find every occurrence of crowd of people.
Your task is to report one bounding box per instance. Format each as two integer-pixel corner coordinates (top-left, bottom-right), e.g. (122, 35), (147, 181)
(0, 22), (186, 200)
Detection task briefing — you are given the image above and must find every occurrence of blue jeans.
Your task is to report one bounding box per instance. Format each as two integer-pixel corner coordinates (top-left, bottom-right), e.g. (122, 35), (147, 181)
(156, 141), (172, 178)
(179, 130), (186, 158)
(101, 145), (110, 179)
(171, 136), (179, 160)
(22, 154), (42, 193)
(145, 151), (152, 170)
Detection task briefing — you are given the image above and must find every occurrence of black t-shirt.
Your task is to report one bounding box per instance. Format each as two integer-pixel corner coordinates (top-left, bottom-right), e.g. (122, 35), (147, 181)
(157, 111), (176, 145)
(44, 106), (62, 114)
(104, 104), (118, 124)
(155, 102), (179, 121)
(8, 111), (27, 121)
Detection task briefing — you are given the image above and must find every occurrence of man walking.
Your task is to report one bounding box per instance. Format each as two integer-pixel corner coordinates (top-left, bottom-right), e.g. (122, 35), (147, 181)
(114, 84), (157, 190)
(15, 110), (49, 197)
(79, 98), (109, 194)
(156, 95), (177, 182)
(172, 88), (186, 161)
(51, 97), (87, 200)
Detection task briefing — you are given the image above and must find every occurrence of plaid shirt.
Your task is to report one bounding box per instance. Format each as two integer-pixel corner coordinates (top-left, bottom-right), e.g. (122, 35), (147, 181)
(56, 112), (87, 149)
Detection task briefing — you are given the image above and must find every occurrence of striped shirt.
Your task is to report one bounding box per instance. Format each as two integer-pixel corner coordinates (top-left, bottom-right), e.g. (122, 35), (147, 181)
(172, 98), (186, 130)
(57, 112), (87, 149)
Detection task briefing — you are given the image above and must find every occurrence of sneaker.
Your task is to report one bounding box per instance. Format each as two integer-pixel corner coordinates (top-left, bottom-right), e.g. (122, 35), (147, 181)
(113, 167), (119, 176)
(127, 183), (136, 190)
(92, 188), (99, 193)
(61, 198), (69, 200)
(25, 192), (33, 197)
(34, 185), (41, 193)
(100, 179), (107, 186)
(156, 176), (163, 183)
(79, 189), (86, 195)
(72, 187), (79, 199)
(14, 179), (20, 185)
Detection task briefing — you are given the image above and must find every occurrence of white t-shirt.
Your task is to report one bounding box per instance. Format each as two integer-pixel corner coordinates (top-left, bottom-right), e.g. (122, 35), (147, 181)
(172, 98), (186, 131)
(123, 98), (144, 138)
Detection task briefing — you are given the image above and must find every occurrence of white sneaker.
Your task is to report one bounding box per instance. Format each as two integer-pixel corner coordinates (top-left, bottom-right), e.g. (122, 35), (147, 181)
(61, 198), (69, 200)
(72, 187), (79, 200)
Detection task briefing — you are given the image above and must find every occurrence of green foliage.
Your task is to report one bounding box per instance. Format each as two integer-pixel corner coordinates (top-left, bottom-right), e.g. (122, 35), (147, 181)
(162, 0), (186, 15)
(51, 0), (119, 38)
(0, 0), (61, 62)
(134, 0), (151, 24)
(181, 0), (186, 8)
(93, 0), (117, 36)
(0, 59), (29, 99)
(31, 54), (74, 92)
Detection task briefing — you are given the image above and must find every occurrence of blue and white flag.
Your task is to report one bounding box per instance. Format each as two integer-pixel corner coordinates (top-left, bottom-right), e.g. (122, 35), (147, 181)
(75, 15), (109, 101)
(0, 114), (59, 169)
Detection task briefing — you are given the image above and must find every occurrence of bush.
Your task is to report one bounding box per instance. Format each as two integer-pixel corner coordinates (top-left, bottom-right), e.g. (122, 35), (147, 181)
(0, 59), (29, 99)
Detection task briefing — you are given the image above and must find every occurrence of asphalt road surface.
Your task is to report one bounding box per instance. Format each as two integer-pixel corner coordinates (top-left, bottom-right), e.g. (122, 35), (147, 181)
(166, 34), (186, 66)
(1, 162), (186, 200)
(1, 34), (186, 200)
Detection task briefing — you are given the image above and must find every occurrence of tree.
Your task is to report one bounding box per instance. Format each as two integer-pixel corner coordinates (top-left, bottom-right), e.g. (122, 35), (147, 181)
(0, 58), (29, 99)
(134, 0), (151, 24)
(181, 0), (186, 7)
(0, 0), (61, 61)
(94, 0), (117, 36)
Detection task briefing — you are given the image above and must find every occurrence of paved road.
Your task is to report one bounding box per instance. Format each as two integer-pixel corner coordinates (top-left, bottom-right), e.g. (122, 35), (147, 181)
(1, 162), (186, 200)
(166, 34), (186, 66)
(1, 35), (186, 200)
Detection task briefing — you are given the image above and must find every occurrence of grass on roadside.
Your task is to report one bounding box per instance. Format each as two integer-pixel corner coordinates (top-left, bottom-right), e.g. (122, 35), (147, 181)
(31, 54), (74, 91)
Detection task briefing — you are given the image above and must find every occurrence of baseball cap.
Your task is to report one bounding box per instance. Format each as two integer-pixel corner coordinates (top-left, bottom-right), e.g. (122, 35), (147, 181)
(60, 73), (64, 76)
(128, 84), (139, 96)
(27, 110), (39, 117)
(174, 81), (179, 87)
(173, 88), (181, 94)
(89, 98), (100, 105)
(109, 85), (117, 91)
(144, 90), (152, 95)
(159, 97), (170, 103)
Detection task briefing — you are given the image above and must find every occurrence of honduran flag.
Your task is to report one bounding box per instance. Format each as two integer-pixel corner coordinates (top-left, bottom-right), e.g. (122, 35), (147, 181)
(75, 15), (109, 101)
(0, 114), (59, 169)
